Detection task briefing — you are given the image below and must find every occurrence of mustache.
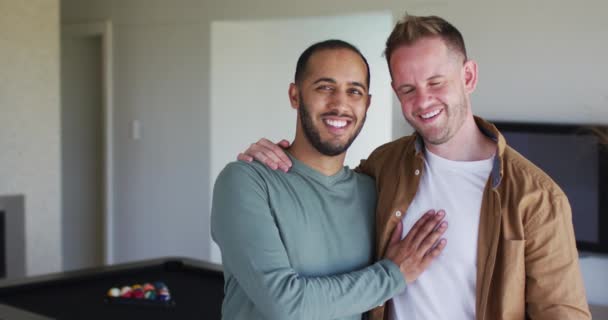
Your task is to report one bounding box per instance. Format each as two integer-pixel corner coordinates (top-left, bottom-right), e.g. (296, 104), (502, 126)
(320, 111), (355, 120)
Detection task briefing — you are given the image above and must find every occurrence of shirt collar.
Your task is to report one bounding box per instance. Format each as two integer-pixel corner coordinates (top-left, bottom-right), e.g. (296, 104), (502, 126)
(412, 116), (505, 188)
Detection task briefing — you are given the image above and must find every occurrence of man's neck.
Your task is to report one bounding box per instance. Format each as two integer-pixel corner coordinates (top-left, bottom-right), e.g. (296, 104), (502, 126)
(425, 116), (496, 161)
(288, 135), (346, 176)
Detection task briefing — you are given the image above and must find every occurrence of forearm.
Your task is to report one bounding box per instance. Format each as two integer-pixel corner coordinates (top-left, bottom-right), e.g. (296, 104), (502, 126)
(222, 257), (404, 320)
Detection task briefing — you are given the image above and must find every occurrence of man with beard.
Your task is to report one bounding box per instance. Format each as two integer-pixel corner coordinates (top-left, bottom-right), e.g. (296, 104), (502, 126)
(211, 40), (448, 320)
(238, 15), (590, 320)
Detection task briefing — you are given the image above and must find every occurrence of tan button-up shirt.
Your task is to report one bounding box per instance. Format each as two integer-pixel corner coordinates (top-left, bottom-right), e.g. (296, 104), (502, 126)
(358, 117), (590, 320)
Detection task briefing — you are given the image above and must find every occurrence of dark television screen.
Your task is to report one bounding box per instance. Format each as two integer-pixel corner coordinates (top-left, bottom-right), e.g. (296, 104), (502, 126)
(493, 121), (608, 253)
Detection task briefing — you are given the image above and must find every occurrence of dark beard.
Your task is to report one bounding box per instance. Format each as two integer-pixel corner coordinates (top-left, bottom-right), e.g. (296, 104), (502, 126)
(298, 98), (365, 156)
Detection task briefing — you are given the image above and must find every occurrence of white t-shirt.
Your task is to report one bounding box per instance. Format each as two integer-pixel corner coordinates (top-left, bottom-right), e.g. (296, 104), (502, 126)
(389, 149), (494, 320)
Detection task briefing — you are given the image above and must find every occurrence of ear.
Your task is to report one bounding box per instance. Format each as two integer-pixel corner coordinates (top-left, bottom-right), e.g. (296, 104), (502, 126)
(288, 83), (299, 109)
(366, 94), (372, 111)
(462, 59), (478, 94)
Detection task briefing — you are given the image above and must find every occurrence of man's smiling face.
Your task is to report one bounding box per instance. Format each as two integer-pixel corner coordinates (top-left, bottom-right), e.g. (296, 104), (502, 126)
(291, 48), (371, 156)
(390, 37), (476, 146)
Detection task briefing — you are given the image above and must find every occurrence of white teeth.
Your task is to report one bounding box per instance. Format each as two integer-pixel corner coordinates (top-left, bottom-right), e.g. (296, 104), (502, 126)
(420, 109), (441, 119)
(324, 119), (347, 128)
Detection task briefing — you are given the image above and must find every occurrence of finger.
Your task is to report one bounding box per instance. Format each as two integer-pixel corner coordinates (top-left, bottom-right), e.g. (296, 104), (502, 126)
(243, 139), (278, 158)
(415, 221), (448, 258)
(263, 158), (279, 170)
(257, 139), (292, 170)
(237, 153), (253, 162)
(277, 139), (292, 171)
(249, 151), (278, 170)
(402, 210), (435, 244)
(245, 141), (284, 170)
(419, 238), (447, 269)
(389, 220), (403, 246)
(278, 139), (291, 149)
(410, 210), (445, 250)
(257, 138), (285, 154)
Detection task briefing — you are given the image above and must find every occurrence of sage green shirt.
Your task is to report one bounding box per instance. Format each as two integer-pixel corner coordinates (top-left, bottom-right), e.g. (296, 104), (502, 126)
(211, 154), (405, 320)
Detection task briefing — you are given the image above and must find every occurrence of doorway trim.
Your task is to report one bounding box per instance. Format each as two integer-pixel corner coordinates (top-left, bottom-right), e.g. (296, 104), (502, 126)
(61, 21), (114, 265)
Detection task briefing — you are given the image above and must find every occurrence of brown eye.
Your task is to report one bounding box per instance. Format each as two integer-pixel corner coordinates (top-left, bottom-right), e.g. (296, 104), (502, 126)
(348, 88), (363, 96)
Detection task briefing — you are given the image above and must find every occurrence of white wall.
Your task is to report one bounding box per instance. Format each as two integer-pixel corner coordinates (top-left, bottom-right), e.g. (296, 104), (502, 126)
(60, 0), (608, 305)
(0, 0), (62, 276)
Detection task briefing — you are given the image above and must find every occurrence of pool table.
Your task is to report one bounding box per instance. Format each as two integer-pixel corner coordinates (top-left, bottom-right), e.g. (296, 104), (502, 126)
(0, 257), (224, 320)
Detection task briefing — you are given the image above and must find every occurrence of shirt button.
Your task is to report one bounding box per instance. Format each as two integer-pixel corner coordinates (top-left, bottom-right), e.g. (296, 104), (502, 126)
(414, 169), (420, 176)
(395, 210), (402, 218)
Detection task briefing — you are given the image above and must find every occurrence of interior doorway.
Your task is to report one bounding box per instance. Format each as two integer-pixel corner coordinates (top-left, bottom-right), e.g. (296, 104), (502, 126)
(60, 22), (114, 270)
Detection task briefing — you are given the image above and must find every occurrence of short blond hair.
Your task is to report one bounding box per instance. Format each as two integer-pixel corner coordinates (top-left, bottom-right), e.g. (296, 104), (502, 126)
(385, 14), (467, 66)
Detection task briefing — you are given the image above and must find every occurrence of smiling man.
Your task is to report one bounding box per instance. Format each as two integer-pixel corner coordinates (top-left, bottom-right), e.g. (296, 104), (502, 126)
(211, 40), (448, 320)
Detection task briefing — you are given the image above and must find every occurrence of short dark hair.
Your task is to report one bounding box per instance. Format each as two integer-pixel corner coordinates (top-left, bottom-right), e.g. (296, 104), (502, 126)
(385, 14), (467, 66)
(294, 39), (371, 89)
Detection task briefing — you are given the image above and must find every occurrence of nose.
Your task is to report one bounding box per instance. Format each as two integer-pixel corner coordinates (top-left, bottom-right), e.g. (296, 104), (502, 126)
(412, 87), (430, 109)
(328, 89), (349, 112)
